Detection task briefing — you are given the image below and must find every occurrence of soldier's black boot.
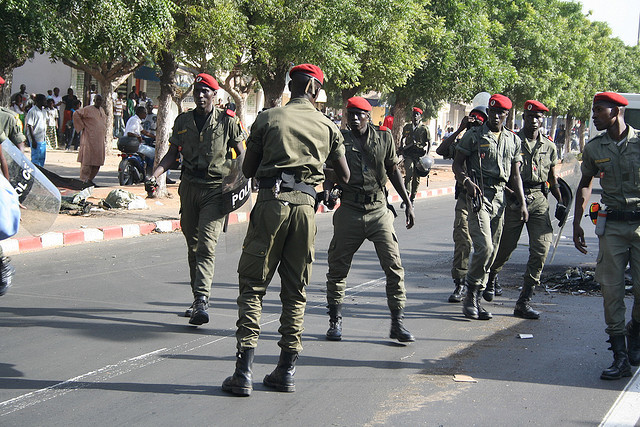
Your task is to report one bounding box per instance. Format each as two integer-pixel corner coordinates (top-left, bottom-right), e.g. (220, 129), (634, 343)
(494, 277), (503, 296)
(601, 335), (632, 380)
(462, 284), (480, 319)
(476, 287), (493, 320)
(483, 272), (498, 302)
(410, 194), (416, 206)
(264, 350), (298, 392)
(389, 308), (415, 342)
(0, 256), (16, 296)
(514, 285), (540, 319)
(326, 304), (342, 341)
(188, 295), (209, 325)
(448, 278), (467, 303)
(626, 320), (640, 366)
(222, 348), (255, 397)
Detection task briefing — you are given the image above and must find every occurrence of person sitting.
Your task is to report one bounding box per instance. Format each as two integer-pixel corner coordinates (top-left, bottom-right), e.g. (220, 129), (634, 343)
(124, 106), (155, 160)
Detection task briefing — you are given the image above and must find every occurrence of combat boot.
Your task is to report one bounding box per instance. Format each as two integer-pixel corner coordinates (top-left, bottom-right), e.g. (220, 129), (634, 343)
(410, 194), (416, 206)
(188, 295), (209, 325)
(264, 350), (298, 392)
(389, 308), (415, 342)
(448, 278), (467, 303)
(222, 348), (255, 397)
(495, 277), (503, 296)
(326, 304), (342, 341)
(514, 285), (540, 319)
(475, 287), (492, 320)
(483, 272), (498, 301)
(626, 320), (640, 366)
(601, 335), (632, 380)
(462, 284), (480, 319)
(0, 257), (15, 296)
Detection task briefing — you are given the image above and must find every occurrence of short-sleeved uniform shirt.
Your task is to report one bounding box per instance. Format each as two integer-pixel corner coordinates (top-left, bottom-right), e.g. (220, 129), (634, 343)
(0, 108), (26, 146)
(339, 124), (396, 195)
(516, 129), (558, 185)
(581, 126), (640, 210)
(169, 108), (245, 187)
(402, 122), (431, 155)
(247, 98), (345, 188)
(456, 123), (522, 185)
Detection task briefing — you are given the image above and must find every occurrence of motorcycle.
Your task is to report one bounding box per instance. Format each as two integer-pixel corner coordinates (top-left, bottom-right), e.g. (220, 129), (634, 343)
(117, 136), (153, 186)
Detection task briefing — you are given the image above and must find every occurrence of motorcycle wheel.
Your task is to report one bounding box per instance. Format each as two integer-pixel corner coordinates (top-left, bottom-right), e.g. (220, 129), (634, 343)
(118, 159), (135, 186)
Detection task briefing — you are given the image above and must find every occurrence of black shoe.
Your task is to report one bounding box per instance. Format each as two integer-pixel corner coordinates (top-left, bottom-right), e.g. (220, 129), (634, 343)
(389, 308), (415, 342)
(448, 278), (466, 303)
(326, 304), (342, 341)
(483, 272), (498, 302)
(184, 301), (194, 318)
(222, 348), (254, 397)
(601, 335), (632, 380)
(514, 285), (539, 319)
(264, 351), (298, 392)
(494, 281), (503, 296)
(0, 257), (15, 296)
(462, 283), (479, 319)
(188, 296), (209, 325)
(626, 320), (640, 366)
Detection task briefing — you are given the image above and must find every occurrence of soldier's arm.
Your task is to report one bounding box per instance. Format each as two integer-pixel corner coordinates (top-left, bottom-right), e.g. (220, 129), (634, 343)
(452, 150), (480, 198)
(332, 155), (350, 184)
(151, 143), (180, 179)
(0, 148), (8, 180)
(436, 117), (468, 157)
(548, 165), (563, 204)
(573, 175), (594, 254)
(242, 149), (261, 178)
(388, 163), (414, 229)
(509, 161), (528, 222)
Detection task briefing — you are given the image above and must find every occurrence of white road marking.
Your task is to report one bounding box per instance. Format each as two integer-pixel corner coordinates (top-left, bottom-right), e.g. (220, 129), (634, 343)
(599, 367), (640, 427)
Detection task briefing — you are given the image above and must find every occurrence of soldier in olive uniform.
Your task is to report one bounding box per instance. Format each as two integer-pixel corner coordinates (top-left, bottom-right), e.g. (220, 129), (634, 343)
(323, 96), (416, 343)
(436, 108), (488, 303)
(222, 64), (350, 396)
(0, 75), (25, 296)
(150, 73), (245, 326)
(487, 100), (565, 318)
(574, 92), (640, 380)
(452, 94), (528, 320)
(400, 107), (431, 204)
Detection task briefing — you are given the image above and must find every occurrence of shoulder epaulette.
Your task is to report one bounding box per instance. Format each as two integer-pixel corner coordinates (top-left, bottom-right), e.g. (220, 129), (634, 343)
(545, 134), (553, 142)
(378, 125), (389, 132)
(226, 109), (236, 117)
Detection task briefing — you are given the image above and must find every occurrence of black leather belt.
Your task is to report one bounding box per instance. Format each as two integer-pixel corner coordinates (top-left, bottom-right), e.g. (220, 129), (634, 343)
(607, 210), (640, 221)
(258, 175), (317, 199)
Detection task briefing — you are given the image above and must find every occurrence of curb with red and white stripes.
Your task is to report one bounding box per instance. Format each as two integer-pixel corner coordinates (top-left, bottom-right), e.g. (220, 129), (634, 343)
(1, 186), (454, 255)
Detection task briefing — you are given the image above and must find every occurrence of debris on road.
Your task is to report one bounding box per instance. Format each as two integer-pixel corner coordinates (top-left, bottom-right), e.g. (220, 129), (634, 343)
(518, 334), (534, 339)
(542, 267), (633, 295)
(453, 374), (477, 383)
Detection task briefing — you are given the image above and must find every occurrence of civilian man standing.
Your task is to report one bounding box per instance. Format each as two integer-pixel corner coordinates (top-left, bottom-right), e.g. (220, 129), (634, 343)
(222, 64), (349, 396)
(73, 94), (107, 186)
(150, 73), (245, 326)
(574, 92), (640, 380)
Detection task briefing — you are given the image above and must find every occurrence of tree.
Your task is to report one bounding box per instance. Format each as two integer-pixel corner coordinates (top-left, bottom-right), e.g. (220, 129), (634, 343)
(47, 0), (175, 156)
(0, 0), (50, 105)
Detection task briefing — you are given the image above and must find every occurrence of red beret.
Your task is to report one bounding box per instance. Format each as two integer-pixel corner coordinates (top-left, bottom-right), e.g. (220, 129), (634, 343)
(0, 76), (4, 85)
(469, 111), (486, 124)
(524, 100), (549, 112)
(194, 73), (220, 90)
(489, 94), (512, 110)
(289, 63), (324, 85)
(346, 96), (372, 112)
(412, 107), (423, 115)
(594, 92), (628, 106)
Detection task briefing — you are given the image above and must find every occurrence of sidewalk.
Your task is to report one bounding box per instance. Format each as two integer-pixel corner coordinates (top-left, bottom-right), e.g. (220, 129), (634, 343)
(1, 147), (457, 255)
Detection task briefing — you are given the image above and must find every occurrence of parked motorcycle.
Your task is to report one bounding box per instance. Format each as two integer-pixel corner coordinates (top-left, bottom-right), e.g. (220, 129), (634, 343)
(117, 137), (153, 186)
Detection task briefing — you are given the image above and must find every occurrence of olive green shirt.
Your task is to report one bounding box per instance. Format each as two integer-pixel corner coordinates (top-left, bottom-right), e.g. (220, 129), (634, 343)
(456, 123), (522, 184)
(402, 122), (431, 155)
(0, 108), (26, 146)
(339, 124), (397, 195)
(169, 108), (245, 187)
(516, 129), (558, 184)
(581, 125), (640, 210)
(247, 97), (345, 187)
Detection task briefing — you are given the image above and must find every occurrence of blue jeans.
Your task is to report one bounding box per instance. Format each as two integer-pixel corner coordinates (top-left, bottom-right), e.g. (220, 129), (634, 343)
(31, 141), (46, 166)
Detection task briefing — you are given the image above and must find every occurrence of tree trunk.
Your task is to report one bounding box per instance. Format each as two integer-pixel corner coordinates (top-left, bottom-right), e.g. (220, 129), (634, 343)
(220, 69), (256, 127)
(578, 120), (586, 152)
(0, 71), (12, 107)
(256, 63), (289, 108)
(565, 114), (575, 156)
(550, 112), (558, 141)
(392, 93), (409, 151)
(155, 50), (179, 198)
(340, 87), (359, 129)
(82, 71), (92, 108)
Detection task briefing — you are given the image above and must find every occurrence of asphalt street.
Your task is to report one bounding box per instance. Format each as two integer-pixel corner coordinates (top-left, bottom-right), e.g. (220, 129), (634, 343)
(1, 191), (638, 426)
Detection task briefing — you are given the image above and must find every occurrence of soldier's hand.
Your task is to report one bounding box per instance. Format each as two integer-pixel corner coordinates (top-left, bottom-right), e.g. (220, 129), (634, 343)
(520, 205), (529, 222)
(464, 179), (480, 199)
(460, 115), (470, 130)
(573, 223), (588, 254)
(405, 204), (415, 229)
(555, 203), (567, 224)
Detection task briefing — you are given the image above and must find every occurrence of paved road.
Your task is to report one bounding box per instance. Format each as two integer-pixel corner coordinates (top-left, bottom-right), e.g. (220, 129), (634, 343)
(1, 192), (638, 426)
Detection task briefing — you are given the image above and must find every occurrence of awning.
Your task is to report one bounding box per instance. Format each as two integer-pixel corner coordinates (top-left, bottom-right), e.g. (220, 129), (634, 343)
(134, 66), (160, 82)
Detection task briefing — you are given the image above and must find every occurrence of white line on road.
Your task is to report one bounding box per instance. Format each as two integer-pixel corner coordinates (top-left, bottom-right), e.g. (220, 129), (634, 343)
(599, 367), (640, 427)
